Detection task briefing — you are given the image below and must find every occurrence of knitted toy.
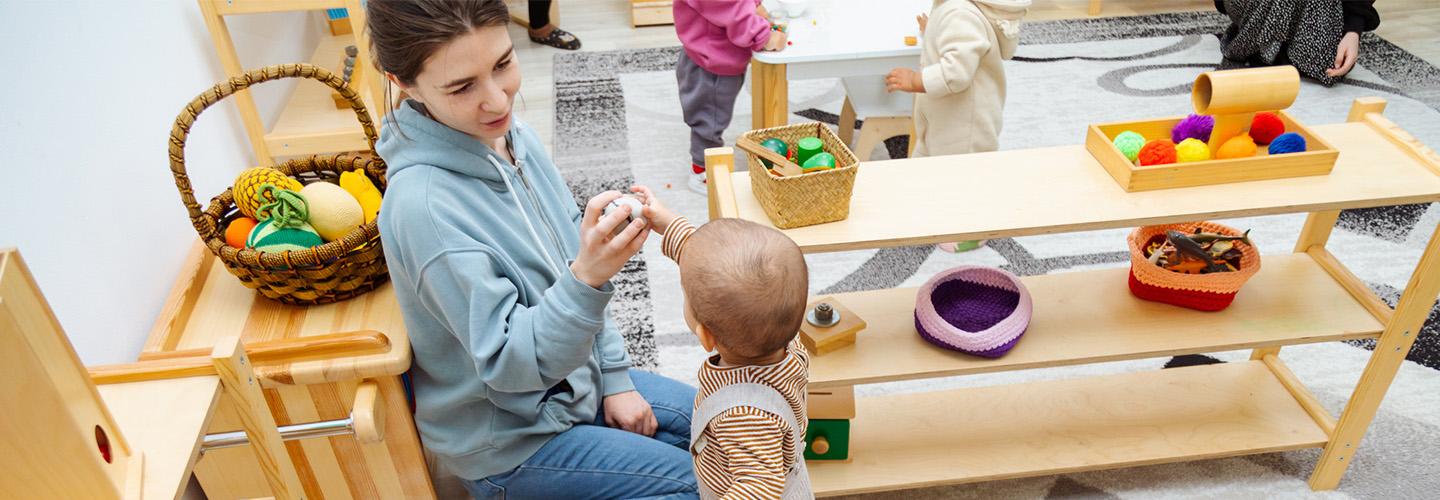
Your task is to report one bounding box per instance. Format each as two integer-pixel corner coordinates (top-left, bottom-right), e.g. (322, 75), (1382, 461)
(1138, 139), (1177, 166)
(1112, 131), (1146, 163)
(224, 217), (258, 249)
(233, 167), (303, 220)
(603, 195), (646, 237)
(1171, 114), (1214, 143)
(253, 184), (309, 226)
(1175, 138), (1211, 163)
(246, 219), (324, 253)
(339, 169), (383, 224)
(300, 182), (363, 242)
(1216, 134), (1258, 159)
(1268, 132), (1307, 154)
(1249, 112), (1285, 144)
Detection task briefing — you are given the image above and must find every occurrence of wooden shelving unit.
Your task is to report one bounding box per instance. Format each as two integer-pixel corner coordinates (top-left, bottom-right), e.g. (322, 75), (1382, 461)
(706, 97), (1440, 496)
(197, 0), (384, 165)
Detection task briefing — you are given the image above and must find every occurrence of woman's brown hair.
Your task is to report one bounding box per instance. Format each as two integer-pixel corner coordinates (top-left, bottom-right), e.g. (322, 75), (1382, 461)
(366, 0), (511, 85)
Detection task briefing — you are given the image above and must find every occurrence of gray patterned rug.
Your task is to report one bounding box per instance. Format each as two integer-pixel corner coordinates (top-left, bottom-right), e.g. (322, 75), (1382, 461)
(548, 11), (1440, 499)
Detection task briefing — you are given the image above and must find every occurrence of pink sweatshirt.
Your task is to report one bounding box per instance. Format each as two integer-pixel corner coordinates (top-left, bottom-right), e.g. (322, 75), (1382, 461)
(674, 0), (771, 76)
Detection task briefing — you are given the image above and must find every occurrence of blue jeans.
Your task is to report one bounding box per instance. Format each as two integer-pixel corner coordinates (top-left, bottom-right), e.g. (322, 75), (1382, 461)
(464, 370), (699, 499)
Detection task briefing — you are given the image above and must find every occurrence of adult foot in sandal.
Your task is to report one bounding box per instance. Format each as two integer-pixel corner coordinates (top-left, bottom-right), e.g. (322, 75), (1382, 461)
(528, 24), (582, 50)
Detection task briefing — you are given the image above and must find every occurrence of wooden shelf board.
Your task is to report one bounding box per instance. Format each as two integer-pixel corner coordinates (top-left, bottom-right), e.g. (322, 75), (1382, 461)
(212, 0), (345, 16)
(97, 376), (222, 500)
(266, 33), (373, 157)
(731, 122), (1440, 253)
(810, 253), (1384, 388)
(809, 361), (1329, 497)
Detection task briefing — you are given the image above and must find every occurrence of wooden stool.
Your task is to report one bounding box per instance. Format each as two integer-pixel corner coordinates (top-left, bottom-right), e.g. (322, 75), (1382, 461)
(838, 76), (915, 160)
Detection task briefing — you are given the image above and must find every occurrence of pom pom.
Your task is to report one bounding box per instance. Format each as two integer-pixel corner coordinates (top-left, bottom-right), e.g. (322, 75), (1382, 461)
(1216, 134), (1258, 159)
(1268, 132), (1308, 154)
(247, 218), (323, 253)
(1138, 139), (1177, 166)
(1112, 131), (1146, 163)
(1175, 138), (1211, 163)
(1249, 112), (1285, 144)
(1171, 114), (1214, 143)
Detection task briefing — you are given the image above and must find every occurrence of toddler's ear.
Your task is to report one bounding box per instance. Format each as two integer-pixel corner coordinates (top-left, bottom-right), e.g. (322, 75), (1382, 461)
(695, 324), (717, 353)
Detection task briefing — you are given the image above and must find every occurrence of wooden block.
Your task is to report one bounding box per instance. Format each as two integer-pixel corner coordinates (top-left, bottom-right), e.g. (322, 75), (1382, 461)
(631, 0), (674, 27)
(799, 296), (866, 355)
(807, 386), (856, 420)
(805, 419), (850, 461)
(903, 36), (917, 46)
(326, 18), (352, 36)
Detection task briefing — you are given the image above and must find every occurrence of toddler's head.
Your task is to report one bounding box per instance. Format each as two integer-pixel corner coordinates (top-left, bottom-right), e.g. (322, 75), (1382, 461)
(679, 219), (808, 364)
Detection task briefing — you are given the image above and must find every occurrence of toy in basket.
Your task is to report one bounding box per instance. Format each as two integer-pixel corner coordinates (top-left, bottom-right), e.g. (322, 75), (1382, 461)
(914, 266), (1032, 358)
(737, 122), (859, 229)
(168, 63), (389, 305)
(1127, 222), (1260, 311)
(1085, 66), (1338, 191)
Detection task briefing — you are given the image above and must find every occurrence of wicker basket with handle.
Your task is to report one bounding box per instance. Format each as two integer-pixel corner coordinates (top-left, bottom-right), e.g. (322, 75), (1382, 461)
(168, 63), (389, 305)
(736, 122), (859, 229)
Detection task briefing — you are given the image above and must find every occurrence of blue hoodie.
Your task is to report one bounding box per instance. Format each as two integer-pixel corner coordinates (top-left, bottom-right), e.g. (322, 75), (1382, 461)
(376, 101), (634, 481)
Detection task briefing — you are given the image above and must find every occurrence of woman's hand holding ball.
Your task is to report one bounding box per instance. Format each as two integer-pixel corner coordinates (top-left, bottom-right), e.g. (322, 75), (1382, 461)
(572, 191), (649, 289)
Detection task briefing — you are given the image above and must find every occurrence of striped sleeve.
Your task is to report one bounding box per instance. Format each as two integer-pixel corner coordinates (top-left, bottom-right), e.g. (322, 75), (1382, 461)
(705, 409), (790, 500)
(661, 216), (697, 263)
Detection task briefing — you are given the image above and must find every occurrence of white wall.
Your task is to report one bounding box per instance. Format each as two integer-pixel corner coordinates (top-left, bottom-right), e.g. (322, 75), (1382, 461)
(0, 0), (323, 365)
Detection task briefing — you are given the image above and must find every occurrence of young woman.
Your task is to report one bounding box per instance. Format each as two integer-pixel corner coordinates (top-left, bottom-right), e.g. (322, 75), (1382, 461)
(367, 1), (697, 498)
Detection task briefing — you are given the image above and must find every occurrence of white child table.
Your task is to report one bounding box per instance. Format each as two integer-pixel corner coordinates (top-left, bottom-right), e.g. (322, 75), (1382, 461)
(752, 0), (931, 129)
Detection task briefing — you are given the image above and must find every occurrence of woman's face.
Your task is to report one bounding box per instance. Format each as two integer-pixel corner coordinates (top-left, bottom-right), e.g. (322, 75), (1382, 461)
(396, 26), (520, 143)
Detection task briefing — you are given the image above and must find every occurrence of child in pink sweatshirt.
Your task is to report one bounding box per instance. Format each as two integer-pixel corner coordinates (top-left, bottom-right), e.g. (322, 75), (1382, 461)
(675, 0), (787, 194)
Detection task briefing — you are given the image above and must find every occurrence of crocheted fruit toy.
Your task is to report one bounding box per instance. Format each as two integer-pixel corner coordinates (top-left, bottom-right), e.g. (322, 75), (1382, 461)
(1268, 132), (1307, 154)
(1112, 131), (1146, 163)
(758, 138), (790, 169)
(246, 219), (324, 253)
(224, 217), (258, 249)
(1175, 138), (1211, 163)
(1249, 112), (1285, 144)
(300, 182), (363, 242)
(1138, 139), (1177, 166)
(1216, 134), (1258, 159)
(233, 167), (302, 220)
(1171, 114), (1214, 143)
(339, 169), (382, 224)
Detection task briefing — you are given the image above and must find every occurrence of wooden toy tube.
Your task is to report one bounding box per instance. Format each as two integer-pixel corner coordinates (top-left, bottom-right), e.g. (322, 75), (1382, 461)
(1191, 66), (1299, 153)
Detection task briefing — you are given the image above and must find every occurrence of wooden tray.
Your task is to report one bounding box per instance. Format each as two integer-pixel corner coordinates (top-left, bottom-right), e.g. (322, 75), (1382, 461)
(1086, 109), (1338, 192)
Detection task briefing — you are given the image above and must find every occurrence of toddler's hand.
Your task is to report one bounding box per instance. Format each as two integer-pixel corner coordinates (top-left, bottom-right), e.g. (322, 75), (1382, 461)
(885, 68), (924, 93)
(917, 13), (928, 35)
(631, 185), (678, 234)
(763, 30), (788, 51)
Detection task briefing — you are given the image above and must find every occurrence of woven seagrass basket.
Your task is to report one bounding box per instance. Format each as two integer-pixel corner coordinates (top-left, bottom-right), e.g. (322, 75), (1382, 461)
(1127, 222), (1261, 311)
(737, 122), (859, 229)
(168, 64), (388, 305)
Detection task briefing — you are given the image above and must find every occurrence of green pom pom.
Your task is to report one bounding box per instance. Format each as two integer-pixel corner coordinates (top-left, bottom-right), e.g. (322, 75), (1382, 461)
(247, 218), (323, 253)
(1113, 131), (1146, 163)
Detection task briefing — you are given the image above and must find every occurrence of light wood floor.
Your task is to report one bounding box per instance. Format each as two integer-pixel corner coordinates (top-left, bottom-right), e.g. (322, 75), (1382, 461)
(507, 0), (1440, 149)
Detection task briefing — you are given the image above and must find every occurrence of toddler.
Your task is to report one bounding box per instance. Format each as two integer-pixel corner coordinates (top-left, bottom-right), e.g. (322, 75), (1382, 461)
(674, 0), (787, 193)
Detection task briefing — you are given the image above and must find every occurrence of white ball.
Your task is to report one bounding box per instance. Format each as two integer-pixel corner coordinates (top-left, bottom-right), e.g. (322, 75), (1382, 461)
(603, 195), (647, 236)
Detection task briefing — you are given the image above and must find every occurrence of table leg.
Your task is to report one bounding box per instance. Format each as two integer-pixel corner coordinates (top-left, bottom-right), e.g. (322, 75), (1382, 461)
(751, 60), (788, 129)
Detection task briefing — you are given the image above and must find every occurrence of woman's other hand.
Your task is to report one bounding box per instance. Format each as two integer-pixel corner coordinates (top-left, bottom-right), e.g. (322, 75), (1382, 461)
(1327, 32), (1360, 78)
(603, 390), (658, 437)
(572, 191), (649, 288)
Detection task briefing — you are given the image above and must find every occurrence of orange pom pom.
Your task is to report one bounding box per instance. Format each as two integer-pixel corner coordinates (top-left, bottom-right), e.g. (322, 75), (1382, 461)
(1138, 139), (1177, 166)
(225, 217), (258, 248)
(1216, 134), (1258, 159)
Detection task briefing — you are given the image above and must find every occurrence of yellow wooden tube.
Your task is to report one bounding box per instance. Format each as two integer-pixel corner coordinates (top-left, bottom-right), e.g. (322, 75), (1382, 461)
(1192, 66), (1299, 154)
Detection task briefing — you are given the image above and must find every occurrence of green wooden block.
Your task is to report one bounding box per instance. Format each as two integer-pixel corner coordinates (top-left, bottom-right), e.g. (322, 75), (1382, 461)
(804, 418), (850, 460)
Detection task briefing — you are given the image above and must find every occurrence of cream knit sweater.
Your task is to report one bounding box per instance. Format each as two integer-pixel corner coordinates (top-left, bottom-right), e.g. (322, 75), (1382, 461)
(912, 0), (1028, 157)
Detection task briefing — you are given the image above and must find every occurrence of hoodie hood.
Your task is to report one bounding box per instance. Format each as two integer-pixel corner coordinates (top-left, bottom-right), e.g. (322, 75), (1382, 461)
(376, 100), (525, 189)
(968, 0), (1030, 59)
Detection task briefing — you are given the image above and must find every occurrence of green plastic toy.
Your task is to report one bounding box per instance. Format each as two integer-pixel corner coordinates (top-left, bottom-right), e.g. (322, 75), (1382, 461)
(802, 151), (836, 171)
(759, 137), (789, 168)
(795, 137), (824, 166)
(804, 419), (850, 460)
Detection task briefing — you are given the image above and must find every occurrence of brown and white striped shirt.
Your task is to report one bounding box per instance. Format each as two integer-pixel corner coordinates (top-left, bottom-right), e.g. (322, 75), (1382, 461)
(662, 217), (811, 499)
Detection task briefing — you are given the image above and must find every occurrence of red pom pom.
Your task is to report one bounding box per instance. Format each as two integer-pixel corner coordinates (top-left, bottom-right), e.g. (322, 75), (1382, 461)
(1138, 139), (1177, 166)
(1249, 112), (1285, 144)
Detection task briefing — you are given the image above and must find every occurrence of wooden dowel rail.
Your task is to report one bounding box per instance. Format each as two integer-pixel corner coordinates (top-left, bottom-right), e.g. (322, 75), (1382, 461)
(89, 330), (390, 385)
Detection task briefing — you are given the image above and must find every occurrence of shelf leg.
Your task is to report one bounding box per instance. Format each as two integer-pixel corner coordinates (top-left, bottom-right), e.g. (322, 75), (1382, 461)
(750, 61), (788, 129)
(212, 336), (306, 500)
(1251, 208), (1342, 361)
(705, 147), (738, 220)
(196, 0), (274, 165)
(1308, 218), (1440, 490)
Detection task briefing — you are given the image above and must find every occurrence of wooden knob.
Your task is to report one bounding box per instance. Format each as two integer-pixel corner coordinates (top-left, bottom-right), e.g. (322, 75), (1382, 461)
(810, 435), (830, 455)
(352, 380), (386, 443)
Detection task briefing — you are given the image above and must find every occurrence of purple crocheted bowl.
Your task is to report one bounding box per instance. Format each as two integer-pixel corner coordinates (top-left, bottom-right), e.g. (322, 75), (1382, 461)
(914, 266), (1033, 358)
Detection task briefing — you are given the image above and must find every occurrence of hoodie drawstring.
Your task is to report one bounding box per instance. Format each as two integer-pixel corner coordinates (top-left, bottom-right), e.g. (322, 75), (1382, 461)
(488, 156), (567, 281)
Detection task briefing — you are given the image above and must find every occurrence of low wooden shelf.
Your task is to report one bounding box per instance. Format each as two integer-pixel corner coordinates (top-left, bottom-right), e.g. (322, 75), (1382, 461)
(265, 33), (376, 158)
(96, 376), (223, 500)
(809, 361), (1331, 497)
(809, 253), (1384, 389)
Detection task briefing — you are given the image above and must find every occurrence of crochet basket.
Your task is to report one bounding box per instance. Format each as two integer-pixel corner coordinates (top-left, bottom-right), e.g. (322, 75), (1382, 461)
(168, 64), (389, 305)
(914, 266), (1033, 358)
(737, 122), (859, 229)
(1127, 221), (1261, 312)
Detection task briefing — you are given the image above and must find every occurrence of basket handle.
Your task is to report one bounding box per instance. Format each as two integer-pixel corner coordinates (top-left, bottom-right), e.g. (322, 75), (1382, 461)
(167, 63), (379, 234)
(737, 133), (805, 177)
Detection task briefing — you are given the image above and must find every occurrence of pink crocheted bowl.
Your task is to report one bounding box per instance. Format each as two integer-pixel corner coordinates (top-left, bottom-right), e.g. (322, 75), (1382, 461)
(914, 266), (1033, 358)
